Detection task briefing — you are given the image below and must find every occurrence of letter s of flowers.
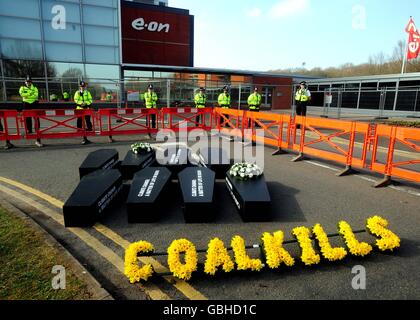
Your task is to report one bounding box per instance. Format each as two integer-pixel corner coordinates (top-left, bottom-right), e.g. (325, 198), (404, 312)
(261, 231), (295, 269)
(366, 216), (400, 251)
(167, 239), (198, 281)
(292, 226), (321, 266)
(231, 236), (263, 272)
(338, 221), (372, 257)
(204, 238), (235, 276)
(313, 224), (347, 262)
(124, 241), (155, 283)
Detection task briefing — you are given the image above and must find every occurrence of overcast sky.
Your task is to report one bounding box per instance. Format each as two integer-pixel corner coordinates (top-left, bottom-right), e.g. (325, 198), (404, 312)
(170, 0), (420, 72)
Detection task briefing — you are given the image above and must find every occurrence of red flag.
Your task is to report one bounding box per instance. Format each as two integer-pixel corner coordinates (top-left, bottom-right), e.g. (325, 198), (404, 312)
(407, 31), (420, 60)
(406, 17), (418, 34)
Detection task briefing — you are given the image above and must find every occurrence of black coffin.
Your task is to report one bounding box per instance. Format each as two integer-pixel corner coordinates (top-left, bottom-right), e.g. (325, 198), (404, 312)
(158, 147), (192, 178)
(63, 169), (123, 227)
(178, 167), (215, 223)
(120, 150), (156, 180)
(199, 147), (232, 179)
(126, 167), (172, 223)
(225, 174), (271, 222)
(79, 149), (119, 179)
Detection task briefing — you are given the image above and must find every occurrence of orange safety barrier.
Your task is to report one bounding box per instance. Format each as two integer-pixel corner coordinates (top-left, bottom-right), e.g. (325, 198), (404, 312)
(0, 110), (21, 141)
(22, 109), (96, 140)
(214, 108), (247, 138)
(161, 107), (213, 131)
(98, 108), (158, 137)
(371, 125), (420, 184)
(246, 111), (291, 150)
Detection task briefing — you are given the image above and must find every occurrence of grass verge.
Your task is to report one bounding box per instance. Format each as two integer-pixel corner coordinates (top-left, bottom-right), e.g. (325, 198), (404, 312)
(0, 206), (92, 300)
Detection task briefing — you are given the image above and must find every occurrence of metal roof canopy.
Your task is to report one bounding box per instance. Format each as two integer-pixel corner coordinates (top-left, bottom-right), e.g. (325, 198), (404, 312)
(307, 72), (420, 84)
(121, 63), (317, 81)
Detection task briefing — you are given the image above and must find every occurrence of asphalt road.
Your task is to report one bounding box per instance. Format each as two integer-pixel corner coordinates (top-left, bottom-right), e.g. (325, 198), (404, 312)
(0, 134), (419, 300)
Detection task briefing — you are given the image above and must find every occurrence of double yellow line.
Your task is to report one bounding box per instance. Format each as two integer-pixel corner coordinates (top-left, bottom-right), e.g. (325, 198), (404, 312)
(0, 176), (207, 301)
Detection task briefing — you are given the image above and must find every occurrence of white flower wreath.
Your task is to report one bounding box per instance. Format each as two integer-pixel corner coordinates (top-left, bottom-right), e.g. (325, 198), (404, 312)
(131, 142), (153, 154)
(229, 162), (263, 181)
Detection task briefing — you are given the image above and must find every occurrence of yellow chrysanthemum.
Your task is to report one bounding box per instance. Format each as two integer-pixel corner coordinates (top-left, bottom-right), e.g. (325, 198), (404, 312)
(338, 221), (372, 257)
(167, 239), (198, 281)
(366, 216), (400, 251)
(124, 241), (154, 283)
(204, 238), (235, 275)
(292, 226), (321, 266)
(313, 224), (347, 262)
(261, 231), (295, 269)
(231, 236), (263, 272)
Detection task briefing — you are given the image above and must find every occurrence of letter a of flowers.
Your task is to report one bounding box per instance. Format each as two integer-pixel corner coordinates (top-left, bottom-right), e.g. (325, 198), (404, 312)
(204, 238), (235, 276)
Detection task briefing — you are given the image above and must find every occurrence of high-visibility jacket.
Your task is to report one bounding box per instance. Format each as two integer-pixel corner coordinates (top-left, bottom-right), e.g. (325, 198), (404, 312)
(144, 91), (158, 108)
(19, 84), (38, 104)
(106, 94), (113, 102)
(74, 90), (93, 109)
(194, 93), (207, 108)
(62, 92), (70, 100)
(218, 93), (231, 109)
(50, 94), (58, 101)
(295, 89), (310, 102)
(247, 93), (262, 111)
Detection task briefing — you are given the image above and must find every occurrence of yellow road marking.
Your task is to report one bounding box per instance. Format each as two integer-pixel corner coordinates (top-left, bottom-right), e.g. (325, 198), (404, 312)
(0, 183), (170, 301)
(0, 176), (208, 300)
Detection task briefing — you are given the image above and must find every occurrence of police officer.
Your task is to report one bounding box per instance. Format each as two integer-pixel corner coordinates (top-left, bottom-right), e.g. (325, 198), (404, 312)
(74, 80), (93, 145)
(218, 86), (234, 141)
(144, 84), (158, 132)
(247, 87), (262, 127)
(62, 91), (70, 101)
(19, 76), (43, 147)
(106, 92), (113, 102)
(295, 81), (311, 117)
(218, 86), (231, 109)
(194, 87), (207, 127)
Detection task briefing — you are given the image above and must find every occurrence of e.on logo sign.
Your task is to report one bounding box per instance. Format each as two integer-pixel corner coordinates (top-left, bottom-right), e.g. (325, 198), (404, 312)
(132, 18), (170, 33)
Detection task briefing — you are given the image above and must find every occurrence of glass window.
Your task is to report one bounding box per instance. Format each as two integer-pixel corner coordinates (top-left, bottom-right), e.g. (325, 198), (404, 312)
(361, 82), (378, 90)
(1, 39), (42, 60)
(82, 0), (118, 8)
(85, 45), (118, 64)
(3, 60), (46, 78)
(399, 80), (420, 88)
(85, 64), (119, 79)
(82, 6), (117, 27)
(45, 42), (83, 62)
(43, 21), (82, 43)
(0, 0), (40, 19)
(124, 70), (153, 79)
(42, 1), (81, 24)
(47, 62), (84, 78)
(84, 25), (118, 46)
(0, 16), (41, 40)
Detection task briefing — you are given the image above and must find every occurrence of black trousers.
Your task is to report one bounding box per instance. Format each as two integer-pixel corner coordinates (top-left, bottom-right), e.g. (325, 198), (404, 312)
(148, 113), (156, 129)
(77, 115), (93, 131)
(248, 109), (260, 128)
(0, 119), (3, 132)
(22, 101), (40, 134)
(296, 102), (308, 117)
